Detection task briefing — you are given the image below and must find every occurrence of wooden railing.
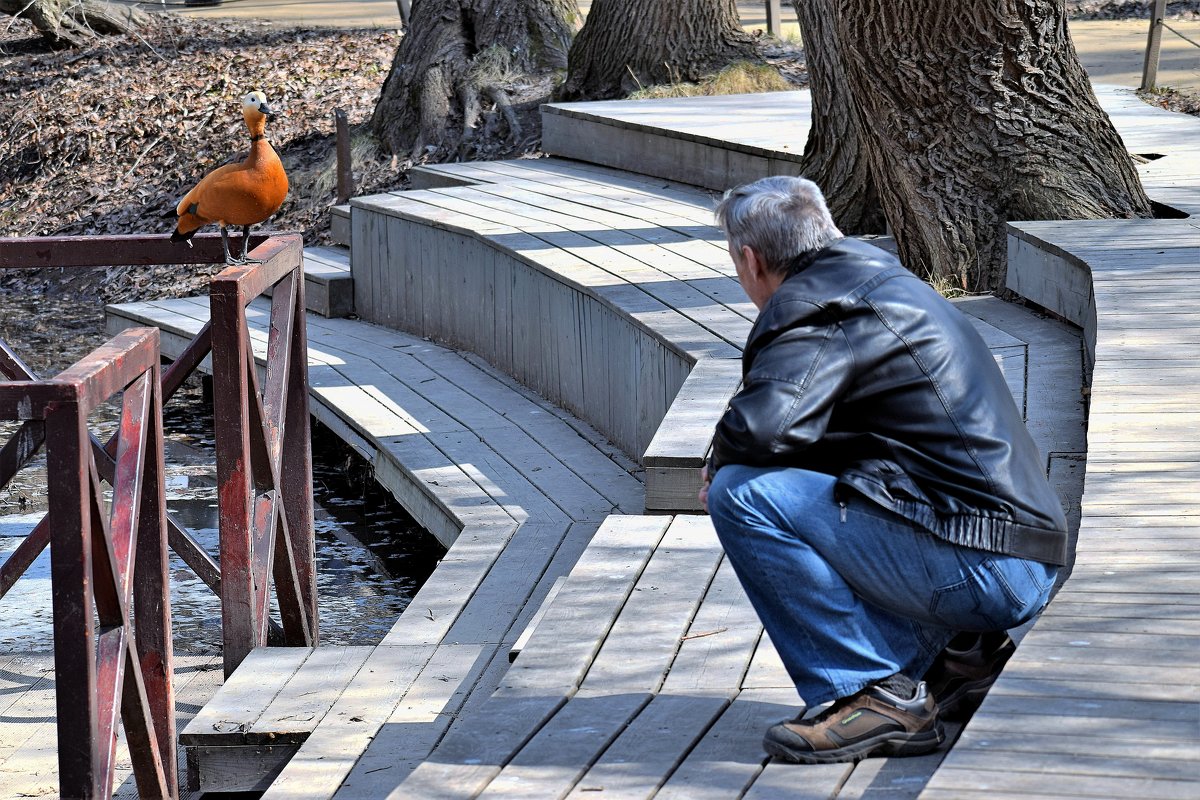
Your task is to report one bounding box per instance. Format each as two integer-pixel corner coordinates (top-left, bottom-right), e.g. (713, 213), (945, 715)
(208, 235), (318, 673)
(0, 232), (318, 794)
(0, 327), (176, 799)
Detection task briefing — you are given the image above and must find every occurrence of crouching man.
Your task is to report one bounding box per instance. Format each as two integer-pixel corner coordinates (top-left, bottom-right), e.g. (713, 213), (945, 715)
(701, 176), (1068, 764)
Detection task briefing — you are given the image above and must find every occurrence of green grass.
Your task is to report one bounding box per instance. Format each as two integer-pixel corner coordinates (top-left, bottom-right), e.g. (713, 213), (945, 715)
(629, 62), (793, 100)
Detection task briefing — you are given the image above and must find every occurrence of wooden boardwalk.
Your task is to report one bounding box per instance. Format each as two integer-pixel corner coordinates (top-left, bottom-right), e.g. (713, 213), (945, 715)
(385, 299), (1084, 800)
(0, 653), (224, 799)
(5, 82), (1187, 798)
(929, 218), (1200, 800)
(104, 294), (645, 795)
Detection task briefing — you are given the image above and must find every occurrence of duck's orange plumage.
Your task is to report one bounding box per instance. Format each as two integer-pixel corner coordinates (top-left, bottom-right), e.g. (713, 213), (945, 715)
(172, 90), (288, 263)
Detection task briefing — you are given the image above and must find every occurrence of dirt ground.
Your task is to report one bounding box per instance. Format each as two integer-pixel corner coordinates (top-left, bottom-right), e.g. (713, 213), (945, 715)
(112, 0), (1200, 95)
(2, 2), (1197, 305)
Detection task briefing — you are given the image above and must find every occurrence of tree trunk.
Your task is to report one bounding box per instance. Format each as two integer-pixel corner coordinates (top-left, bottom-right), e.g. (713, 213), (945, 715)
(0, 0), (147, 47)
(558, 0), (756, 101)
(835, 0), (1152, 291)
(790, 0), (883, 235)
(370, 0), (577, 158)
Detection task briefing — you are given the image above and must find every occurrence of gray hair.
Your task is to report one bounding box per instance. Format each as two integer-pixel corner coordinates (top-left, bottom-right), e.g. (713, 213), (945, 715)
(714, 176), (843, 274)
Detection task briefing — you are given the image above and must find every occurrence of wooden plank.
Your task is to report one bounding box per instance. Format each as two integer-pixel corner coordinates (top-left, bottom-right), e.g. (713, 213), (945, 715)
(509, 575), (568, 661)
(653, 688), (796, 800)
(502, 515), (671, 692)
(186, 744), (296, 794)
(578, 515), (724, 694)
(950, 727), (1200, 762)
(473, 692), (652, 799)
(925, 765), (1197, 800)
(333, 644), (492, 799)
(661, 557), (762, 693)
(834, 732), (963, 800)
(564, 693), (731, 800)
(394, 693), (569, 799)
(179, 647), (311, 746)
(643, 357), (742, 471)
(258, 644), (435, 800)
(0, 654), (57, 770)
(247, 646), (374, 743)
(741, 633), (793, 691)
(986, 677), (1197, 703)
(444, 520), (573, 645)
(379, 522), (519, 648)
(740, 759), (851, 799)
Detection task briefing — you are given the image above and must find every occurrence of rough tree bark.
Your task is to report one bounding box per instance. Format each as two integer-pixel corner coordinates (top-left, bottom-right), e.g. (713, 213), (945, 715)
(835, 0), (1152, 291)
(790, 0), (883, 235)
(370, 0), (577, 158)
(558, 0), (756, 101)
(0, 0), (147, 47)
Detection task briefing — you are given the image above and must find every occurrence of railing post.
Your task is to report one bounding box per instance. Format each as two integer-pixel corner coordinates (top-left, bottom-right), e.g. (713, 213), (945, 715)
(335, 108), (354, 204)
(282, 258), (319, 638)
(134, 362), (178, 797)
(765, 0), (783, 37)
(1141, 0), (1168, 91)
(210, 283), (257, 677)
(46, 401), (103, 799)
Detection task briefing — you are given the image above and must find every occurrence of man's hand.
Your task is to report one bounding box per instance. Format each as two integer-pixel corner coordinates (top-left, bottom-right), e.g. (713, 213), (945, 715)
(698, 465), (711, 513)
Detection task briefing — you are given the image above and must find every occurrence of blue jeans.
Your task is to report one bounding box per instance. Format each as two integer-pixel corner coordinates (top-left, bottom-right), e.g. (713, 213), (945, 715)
(707, 465), (1057, 706)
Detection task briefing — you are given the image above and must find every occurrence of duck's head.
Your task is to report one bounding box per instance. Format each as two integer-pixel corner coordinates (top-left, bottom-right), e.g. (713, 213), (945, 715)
(242, 90), (275, 136)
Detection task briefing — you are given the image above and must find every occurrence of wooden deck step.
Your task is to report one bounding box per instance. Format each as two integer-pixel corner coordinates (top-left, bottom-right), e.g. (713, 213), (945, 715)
(351, 158), (740, 466)
(536, 85), (1200, 217)
(541, 92), (811, 191)
(103, 296), (644, 793)
(261, 244), (354, 318)
(302, 245), (353, 318)
(330, 205), (351, 247)
(352, 162), (1043, 514)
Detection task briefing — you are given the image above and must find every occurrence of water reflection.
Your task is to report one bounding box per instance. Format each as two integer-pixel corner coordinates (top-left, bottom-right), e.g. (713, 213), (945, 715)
(0, 383), (444, 653)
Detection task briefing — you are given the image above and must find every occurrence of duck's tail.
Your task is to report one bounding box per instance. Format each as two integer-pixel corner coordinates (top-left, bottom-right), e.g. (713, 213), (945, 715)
(171, 203), (204, 246)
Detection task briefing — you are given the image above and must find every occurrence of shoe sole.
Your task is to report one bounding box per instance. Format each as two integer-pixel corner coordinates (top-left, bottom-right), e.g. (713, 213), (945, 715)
(937, 680), (996, 721)
(764, 725), (945, 765)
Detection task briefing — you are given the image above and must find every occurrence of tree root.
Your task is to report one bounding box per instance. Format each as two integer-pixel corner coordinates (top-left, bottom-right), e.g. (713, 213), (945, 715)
(1, 0), (149, 47)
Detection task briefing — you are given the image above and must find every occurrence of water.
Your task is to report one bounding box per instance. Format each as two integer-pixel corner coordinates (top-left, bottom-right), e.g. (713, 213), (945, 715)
(0, 329), (445, 654)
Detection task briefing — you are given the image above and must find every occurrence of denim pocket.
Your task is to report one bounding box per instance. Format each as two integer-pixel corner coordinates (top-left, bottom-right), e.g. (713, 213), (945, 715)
(928, 564), (1002, 631)
(929, 556), (1056, 631)
(986, 557), (1057, 627)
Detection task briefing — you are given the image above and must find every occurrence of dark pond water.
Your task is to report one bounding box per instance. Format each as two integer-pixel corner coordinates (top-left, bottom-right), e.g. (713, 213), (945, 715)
(0, 298), (445, 654)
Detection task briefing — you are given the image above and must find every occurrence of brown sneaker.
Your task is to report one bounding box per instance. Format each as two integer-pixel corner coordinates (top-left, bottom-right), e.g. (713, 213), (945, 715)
(923, 631), (1016, 721)
(763, 682), (944, 764)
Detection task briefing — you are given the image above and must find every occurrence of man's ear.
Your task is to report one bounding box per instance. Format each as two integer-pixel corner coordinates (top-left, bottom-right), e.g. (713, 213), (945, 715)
(741, 245), (768, 282)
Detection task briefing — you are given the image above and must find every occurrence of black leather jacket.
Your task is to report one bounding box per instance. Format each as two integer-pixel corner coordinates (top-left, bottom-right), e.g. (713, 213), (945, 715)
(709, 238), (1069, 565)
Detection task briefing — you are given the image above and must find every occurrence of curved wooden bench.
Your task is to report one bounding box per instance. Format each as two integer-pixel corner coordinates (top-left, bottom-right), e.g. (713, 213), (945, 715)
(351, 157), (746, 510)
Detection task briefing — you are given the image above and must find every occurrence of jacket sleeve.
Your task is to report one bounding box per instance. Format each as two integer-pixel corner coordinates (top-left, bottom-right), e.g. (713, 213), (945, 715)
(709, 321), (854, 473)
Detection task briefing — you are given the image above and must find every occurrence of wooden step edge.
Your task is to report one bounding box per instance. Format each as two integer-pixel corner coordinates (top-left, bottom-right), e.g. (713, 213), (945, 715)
(508, 575), (569, 663)
(643, 357), (742, 514)
(330, 204), (351, 247)
(408, 164), (488, 190)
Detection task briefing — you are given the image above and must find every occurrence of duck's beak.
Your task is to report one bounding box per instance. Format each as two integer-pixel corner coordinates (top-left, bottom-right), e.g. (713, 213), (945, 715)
(259, 102), (276, 120)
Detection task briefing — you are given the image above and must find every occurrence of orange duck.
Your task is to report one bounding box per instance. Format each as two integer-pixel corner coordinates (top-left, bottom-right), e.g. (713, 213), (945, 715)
(171, 90), (289, 264)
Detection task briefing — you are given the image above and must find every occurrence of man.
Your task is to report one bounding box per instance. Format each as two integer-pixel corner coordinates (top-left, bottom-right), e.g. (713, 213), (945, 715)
(700, 176), (1068, 764)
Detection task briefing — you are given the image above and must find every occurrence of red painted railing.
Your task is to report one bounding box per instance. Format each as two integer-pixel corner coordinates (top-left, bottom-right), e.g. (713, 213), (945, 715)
(0, 327), (176, 799)
(0, 232), (318, 796)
